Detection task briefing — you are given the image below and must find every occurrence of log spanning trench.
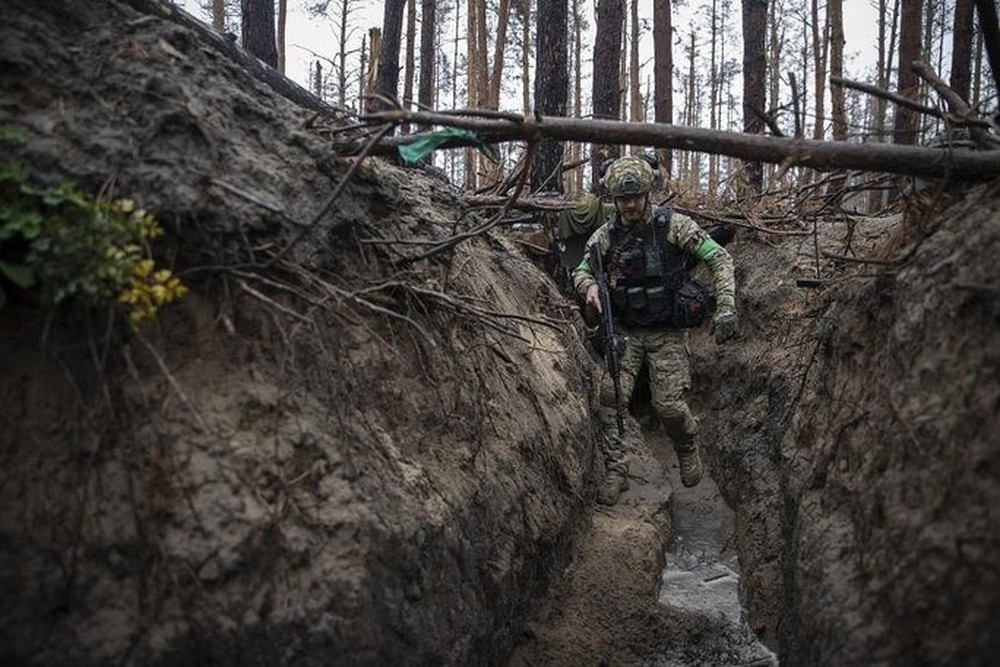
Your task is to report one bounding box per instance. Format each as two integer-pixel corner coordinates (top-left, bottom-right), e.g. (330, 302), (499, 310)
(121, 0), (998, 182)
(368, 110), (1000, 181)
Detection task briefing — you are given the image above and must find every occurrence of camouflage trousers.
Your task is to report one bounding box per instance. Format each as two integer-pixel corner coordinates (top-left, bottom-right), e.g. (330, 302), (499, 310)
(598, 327), (698, 474)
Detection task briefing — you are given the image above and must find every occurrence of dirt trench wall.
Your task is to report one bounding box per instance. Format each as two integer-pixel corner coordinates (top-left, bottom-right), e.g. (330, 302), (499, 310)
(0, 1), (599, 664)
(692, 187), (1000, 665)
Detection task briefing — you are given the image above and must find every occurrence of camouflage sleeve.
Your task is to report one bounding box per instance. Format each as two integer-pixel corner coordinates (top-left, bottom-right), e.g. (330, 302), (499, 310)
(668, 213), (736, 312)
(572, 223), (613, 301)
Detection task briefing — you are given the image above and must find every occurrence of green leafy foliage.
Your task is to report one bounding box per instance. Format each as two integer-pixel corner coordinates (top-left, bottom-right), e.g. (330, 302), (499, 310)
(0, 130), (186, 321)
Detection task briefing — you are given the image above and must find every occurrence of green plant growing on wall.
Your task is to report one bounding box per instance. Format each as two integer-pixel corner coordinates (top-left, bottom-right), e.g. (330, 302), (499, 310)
(0, 128), (186, 323)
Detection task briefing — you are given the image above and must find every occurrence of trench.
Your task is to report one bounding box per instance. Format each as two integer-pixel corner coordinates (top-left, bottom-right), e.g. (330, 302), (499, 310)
(653, 431), (778, 666)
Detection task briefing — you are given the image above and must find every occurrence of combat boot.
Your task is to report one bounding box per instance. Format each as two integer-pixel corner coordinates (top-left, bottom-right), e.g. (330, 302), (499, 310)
(596, 469), (629, 506)
(677, 448), (703, 488)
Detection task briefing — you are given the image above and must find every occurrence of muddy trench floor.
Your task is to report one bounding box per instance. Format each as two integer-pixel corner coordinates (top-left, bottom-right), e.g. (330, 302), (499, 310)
(507, 421), (777, 666)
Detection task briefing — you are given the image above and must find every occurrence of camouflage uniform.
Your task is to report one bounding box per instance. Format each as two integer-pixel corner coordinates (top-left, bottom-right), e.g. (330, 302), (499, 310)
(572, 156), (737, 499)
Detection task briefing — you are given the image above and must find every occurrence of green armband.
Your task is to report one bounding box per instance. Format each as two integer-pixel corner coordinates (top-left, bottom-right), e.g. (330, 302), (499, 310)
(695, 237), (722, 261)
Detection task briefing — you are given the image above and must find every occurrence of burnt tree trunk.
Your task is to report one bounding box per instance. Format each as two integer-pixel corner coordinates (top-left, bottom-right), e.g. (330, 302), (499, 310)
(532, 0), (568, 193)
(741, 0), (767, 192)
(241, 0), (277, 68)
(591, 0), (625, 185)
(377, 0), (406, 109)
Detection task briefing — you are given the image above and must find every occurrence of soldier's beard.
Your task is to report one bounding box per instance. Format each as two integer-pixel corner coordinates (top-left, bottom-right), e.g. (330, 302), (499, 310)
(617, 199), (647, 226)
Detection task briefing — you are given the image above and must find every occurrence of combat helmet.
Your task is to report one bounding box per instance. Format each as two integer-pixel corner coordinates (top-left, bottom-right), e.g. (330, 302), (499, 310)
(601, 155), (655, 198)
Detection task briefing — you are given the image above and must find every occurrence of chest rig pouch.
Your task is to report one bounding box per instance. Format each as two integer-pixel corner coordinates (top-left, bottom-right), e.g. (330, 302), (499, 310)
(607, 208), (714, 328)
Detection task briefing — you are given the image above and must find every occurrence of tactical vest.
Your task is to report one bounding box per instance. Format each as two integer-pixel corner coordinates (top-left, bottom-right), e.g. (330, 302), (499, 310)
(605, 207), (713, 328)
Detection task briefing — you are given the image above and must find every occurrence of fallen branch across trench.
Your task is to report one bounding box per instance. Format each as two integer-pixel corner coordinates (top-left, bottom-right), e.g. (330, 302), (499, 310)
(358, 109), (1000, 180)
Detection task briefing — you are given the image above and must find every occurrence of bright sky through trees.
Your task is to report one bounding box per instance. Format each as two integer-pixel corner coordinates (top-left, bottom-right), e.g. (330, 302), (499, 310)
(178, 0), (884, 118)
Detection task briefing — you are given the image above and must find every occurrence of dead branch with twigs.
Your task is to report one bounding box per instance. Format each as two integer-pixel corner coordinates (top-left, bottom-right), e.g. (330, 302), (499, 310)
(351, 108), (1000, 181)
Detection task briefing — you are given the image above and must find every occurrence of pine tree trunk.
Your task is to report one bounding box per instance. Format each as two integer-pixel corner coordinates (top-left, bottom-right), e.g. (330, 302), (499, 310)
(873, 0), (889, 143)
(948, 0), (974, 102)
(475, 0), (489, 113)
(364, 28), (380, 113)
(418, 0), (436, 111)
(212, 0), (225, 31)
(708, 0), (719, 192)
(377, 0), (406, 111)
(532, 0), (569, 193)
(489, 0), (511, 110)
(653, 0), (673, 181)
(828, 0), (846, 193)
(466, 0), (478, 188)
(810, 0), (827, 142)
(799, 15), (809, 143)
(629, 0), (642, 141)
(741, 0), (767, 192)
(360, 33), (368, 110)
(829, 0), (845, 143)
(686, 30), (697, 186)
(765, 0), (781, 183)
(452, 0), (461, 181)
(403, 0), (416, 116)
(241, 0), (277, 68)
(893, 0), (922, 145)
(521, 0), (531, 114)
(337, 0), (350, 109)
(975, 0), (1000, 102)
(591, 0), (624, 184)
(276, 0), (286, 73)
(571, 0), (583, 192)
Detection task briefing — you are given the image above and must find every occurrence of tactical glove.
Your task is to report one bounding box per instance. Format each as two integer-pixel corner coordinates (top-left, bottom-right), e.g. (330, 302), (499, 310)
(713, 309), (738, 344)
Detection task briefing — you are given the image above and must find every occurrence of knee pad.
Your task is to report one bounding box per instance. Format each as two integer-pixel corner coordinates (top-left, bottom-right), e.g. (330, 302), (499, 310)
(657, 400), (691, 429)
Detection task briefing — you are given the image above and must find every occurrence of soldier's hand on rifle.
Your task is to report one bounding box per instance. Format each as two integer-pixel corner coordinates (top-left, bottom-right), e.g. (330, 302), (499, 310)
(585, 284), (602, 313)
(713, 308), (738, 344)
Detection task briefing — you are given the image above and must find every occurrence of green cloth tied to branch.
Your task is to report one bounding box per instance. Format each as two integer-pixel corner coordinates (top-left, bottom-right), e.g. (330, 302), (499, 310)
(397, 128), (498, 165)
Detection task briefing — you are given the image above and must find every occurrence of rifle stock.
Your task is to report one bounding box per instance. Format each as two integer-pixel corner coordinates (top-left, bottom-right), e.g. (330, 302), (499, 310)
(588, 244), (626, 437)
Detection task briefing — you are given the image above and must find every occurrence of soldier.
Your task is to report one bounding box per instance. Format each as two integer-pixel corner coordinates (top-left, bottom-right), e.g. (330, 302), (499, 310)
(572, 155), (738, 505)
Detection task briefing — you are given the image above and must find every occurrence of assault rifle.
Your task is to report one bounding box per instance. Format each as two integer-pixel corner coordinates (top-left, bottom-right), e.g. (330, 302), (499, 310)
(588, 244), (626, 437)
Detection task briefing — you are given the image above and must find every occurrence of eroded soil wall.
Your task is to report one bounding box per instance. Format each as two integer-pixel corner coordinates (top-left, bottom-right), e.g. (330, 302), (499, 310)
(692, 188), (1000, 665)
(0, 1), (601, 664)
